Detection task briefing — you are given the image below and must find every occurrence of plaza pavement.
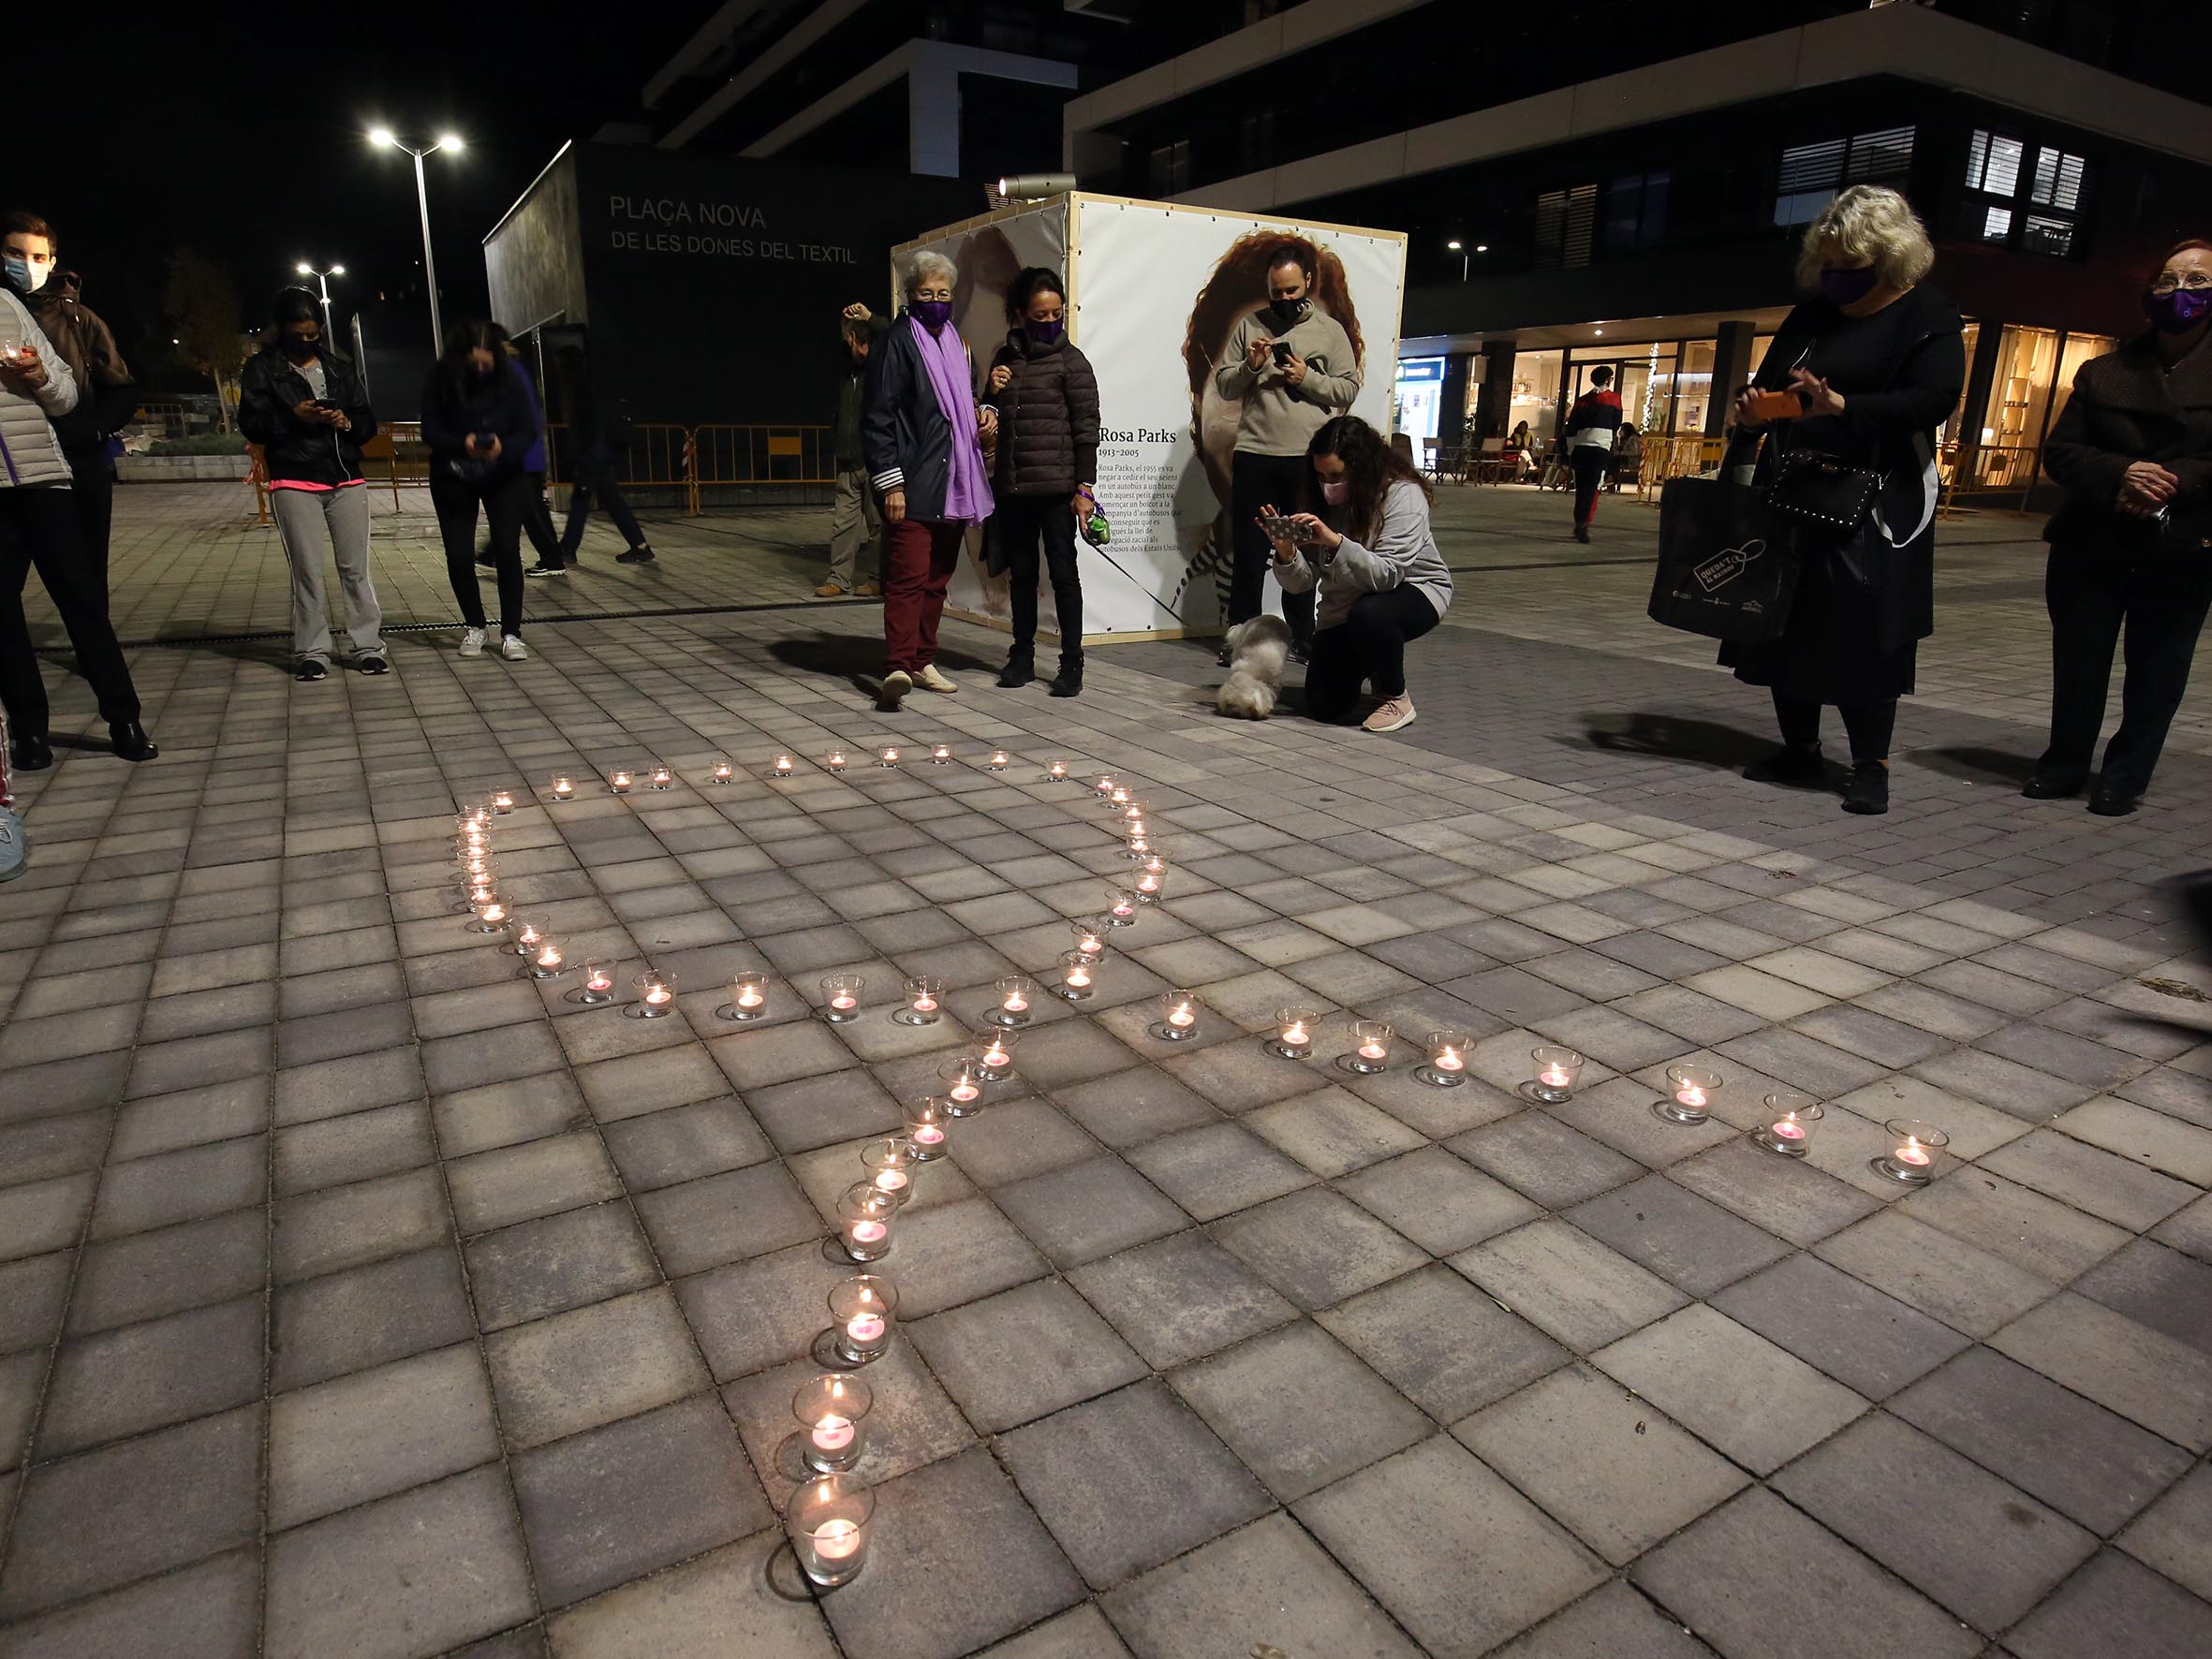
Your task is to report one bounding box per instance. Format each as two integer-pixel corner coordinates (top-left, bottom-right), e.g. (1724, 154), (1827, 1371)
(0, 478), (2208, 1658)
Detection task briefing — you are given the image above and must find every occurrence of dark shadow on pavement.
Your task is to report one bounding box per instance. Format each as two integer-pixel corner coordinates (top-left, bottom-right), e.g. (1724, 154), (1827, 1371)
(1916, 745), (2040, 786)
(768, 630), (997, 700)
(1582, 711), (1777, 772)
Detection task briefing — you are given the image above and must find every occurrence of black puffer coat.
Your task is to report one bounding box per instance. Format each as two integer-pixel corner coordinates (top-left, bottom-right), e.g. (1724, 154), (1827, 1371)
(984, 328), (1099, 497)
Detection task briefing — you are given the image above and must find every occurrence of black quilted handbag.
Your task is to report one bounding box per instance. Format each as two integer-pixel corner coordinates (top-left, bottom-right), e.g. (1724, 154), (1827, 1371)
(1765, 448), (1880, 534)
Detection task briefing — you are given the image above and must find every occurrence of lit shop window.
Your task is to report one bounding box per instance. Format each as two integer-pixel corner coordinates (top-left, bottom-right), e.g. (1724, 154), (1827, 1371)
(1965, 130), (2025, 197)
(1774, 126), (1914, 226)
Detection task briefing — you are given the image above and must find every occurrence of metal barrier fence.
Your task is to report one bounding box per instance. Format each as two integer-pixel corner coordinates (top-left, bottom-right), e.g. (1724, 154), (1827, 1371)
(1939, 445), (2040, 517)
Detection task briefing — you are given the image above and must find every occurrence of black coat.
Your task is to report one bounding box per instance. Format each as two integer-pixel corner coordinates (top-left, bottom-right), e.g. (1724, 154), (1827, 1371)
(862, 313), (985, 522)
(237, 344), (376, 487)
(983, 329), (1100, 497)
(2042, 331), (2212, 552)
(419, 362), (538, 478)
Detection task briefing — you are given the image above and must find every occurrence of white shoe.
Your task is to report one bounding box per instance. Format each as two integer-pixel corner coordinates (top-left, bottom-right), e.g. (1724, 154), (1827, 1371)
(916, 664), (957, 694)
(458, 627), (487, 658)
(880, 669), (912, 709)
(502, 635), (530, 661)
(1363, 694), (1417, 733)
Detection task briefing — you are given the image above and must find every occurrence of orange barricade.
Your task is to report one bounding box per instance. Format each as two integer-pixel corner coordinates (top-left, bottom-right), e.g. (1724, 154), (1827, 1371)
(244, 443), (271, 525)
(693, 425), (836, 512)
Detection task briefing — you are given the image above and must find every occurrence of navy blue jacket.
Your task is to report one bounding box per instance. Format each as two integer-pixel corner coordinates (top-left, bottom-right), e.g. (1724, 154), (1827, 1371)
(419, 362), (538, 477)
(862, 313), (980, 522)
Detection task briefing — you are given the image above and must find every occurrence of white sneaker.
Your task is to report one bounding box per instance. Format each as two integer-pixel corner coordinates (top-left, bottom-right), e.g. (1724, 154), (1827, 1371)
(1363, 694), (1417, 733)
(502, 635), (530, 661)
(916, 664), (958, 694)
(880, 669), (912, 709)
(458, 627), (487, 658)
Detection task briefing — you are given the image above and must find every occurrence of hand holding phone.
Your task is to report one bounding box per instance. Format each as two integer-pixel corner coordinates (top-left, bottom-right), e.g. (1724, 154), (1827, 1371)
(1270, 341), (1294, 367)
(1746, 389), (1799, 423)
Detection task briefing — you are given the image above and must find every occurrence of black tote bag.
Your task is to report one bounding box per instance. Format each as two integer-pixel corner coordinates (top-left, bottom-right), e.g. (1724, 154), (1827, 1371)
(1646, 475), (1801, 644)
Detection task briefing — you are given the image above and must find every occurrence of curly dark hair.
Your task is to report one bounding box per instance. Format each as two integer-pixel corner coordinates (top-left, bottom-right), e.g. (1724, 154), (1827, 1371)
(1305, 415), (1431, 543)
(1005, 266), (1067, 324)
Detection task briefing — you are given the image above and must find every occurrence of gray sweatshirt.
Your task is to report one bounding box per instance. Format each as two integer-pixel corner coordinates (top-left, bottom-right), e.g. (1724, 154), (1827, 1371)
(0, 289), (79, 489)
(1274, 478), (1453, 633)
(1214, 305), (1362, 457)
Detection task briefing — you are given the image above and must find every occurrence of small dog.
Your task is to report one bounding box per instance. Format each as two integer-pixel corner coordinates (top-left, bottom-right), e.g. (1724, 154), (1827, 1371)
(1217, 615), (1291, 719)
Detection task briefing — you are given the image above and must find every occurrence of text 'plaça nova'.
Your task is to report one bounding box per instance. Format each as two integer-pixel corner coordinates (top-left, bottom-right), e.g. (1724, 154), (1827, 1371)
(609, 197), (767, 228)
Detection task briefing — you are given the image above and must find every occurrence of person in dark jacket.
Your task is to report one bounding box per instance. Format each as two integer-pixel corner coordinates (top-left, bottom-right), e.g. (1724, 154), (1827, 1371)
(2026, 238), (2212, 815)
(479, 342), (565, 577)
(553, 346), (655, 566)
(821, 303), (889, 597)
(420, 320), (539, 659)
(238, 288), (385, 680)
(5, 213), (133, 604)
(1727, 185), (1964, 816)
(1563, 366), (1621, 542)
(862, 250), (996, 709)
(983, 268), (1099, 697)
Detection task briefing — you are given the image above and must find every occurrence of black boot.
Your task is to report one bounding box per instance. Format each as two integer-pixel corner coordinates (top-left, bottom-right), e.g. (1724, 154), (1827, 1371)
(9, 731), (52, 771)
(1049, 658), (1084, 697)
(110, 721), (159, 763)
(1842, 760), (1889, 815)
(997, 651), (1035, 689)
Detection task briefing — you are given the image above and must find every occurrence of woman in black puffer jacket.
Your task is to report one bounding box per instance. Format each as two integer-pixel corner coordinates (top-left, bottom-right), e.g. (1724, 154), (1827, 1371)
(984, 268), (1100, 697)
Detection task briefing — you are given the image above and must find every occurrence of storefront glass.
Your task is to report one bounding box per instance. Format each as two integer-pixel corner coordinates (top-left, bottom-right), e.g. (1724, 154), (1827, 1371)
(1509, 349), (1564, 446)
(1663, 340), (1717, 433)
(2049, 332), (2117, 430)
(1982, 324), (2060, 450)
(1393, 358), (1446, 447)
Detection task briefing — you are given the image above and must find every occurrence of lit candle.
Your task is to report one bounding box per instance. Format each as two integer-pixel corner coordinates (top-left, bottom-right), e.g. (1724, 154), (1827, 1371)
(1057, 948), (1096, 997)
(1894, 1136), (1930, 1167)
(534, 942), (564, 975)
(1048, 761), (1067, 780)
(1675, 1081), (1707, 1110)
(515, 918), (542, 950)
(810, 1415), (855, 1453)
(1364, 1039), (1391, 1063)
(633, 969), (679, 1017)
(773, 755), (794, 776)
(1433, 1045), (1464, 1072)
(871, 1167), (908, 1197)
(711, 757), (733, 782)
(910, 1120), (945, 1147)
(1541, 1063), (1571, 1088)
(609, 769), (632, 793)
(649, 764), (673, 789)
(551, 775), (575, 800)
(1110, 785), (1129, 806)
(1170, 1002), (1195, 1030)
(645, 983), (671, 1007)
(827, 750), (848, 771)
(814, 1519), (863, 1561)
(988, 750), (1009, 770)
(981, 1037), (1011, 1071)
(1284, 1020), (1308, 1047)
(491, 789), (514, 815)
(1110, 894), (1135, 920)
(949, 1070), (981, 1103)
(879, 746), (900, 766)
(1137, 870), (1161, 896)
(582, 964), (613, 998)
(1094, 776), (1115, 797)
(906, 1095), (953, 1150)
(931, 744), (951, 764)
(913, 992), (936, 1014)
(1003, 989), (1028, 1015)
(478, 901), (508, 926)
(847, 1312), (885, 1345)
(737, 985), (764, 1009)
(833, 992), (857, 1011)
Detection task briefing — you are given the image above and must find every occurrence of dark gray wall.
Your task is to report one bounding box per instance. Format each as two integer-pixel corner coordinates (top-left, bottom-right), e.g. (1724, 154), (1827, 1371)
(485, 149), (588, 339)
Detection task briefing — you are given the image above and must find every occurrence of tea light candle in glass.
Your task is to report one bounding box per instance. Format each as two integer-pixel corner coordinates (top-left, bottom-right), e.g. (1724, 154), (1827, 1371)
(861, 1138), (919, 1205)
(1522, 1046), (1585, 1105)
(877, 745), (900, 767)
(633, 970), (678, 1017)
(607, 766), (633, 794)
(987, 750), (1009, 771)
(1754, 1093), (1823, 1157)
(1419, 1030), (1470, 1087)
(794, 1374), (873, 1475)
(491, 789), (515, 815)
(789, 1474), (875, 1588)
(529, 934), (569, 979)
(896, 976), (944, 1026)
(1105, 888), (1139, 928)
(826, 749), (848, 772)
(1876, 1119), (1948, 1185)
(1134, 859), (1167, 903)
(991, 975), (1038, 1028)
(1343, 1020), (1394, 1075)
(1271, 1006), (1320, 1060)
(1092, 774), (1115, 799)
(646, 762), (673, 790)
(1045, 759), (1068, 782)
(1056, 950), (1097, 1002)
(771, 754), (795, 777)
(1069, 918), (1110, 963)
(548, 773), (576, 801)
(708, 755), (733, 784)
(1654, 1064), (1721, 1125)
(468, 894), (510, 934)
(975, 1028), (1018, 1080)
(1108, 785), (1130, 807)
(1124, 832), (1152, 859)
(837, 1183), (898, 1263)
(718, 971), (769, 1021)
(511, 915), (547, 961)
(1153, 991), (1201, 1042)
(572, 962), (615, 1005)
(830, 1275), (896, 1365)
(904, 1098), (951, 1160)
(939, 1056), (985, 1115)
(457, 800), (491, 829)
(930, 743), (952, 765)
(820, 974), (865, 1021)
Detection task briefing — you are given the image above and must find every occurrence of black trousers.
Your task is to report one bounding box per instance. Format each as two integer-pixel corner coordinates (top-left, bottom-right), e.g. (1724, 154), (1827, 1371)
(432, 470), (526, 636)
(1571, 445), (1607, 528)
(997, 494), (1084, 666)
(2041, 544), (2212, 796)
(0, 485), (140, 732)
(1773, 691), (1896, 764)
(1229, 449), (1315, 645)
(560, 456), (646, 556)
(1305, 587), (1441, 721)
(522, 471), (562, 565)
(64, 445), (114, 609)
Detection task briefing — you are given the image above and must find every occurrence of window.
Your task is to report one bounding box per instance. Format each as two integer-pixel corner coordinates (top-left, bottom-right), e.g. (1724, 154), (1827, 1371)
(1535, 184), (1598, 269)
(1965, 130), (2025, 197)
(2023, 213), (2076, 257)
(1978, 206), (2014, 242)
(1601, 171), (1670, 252)
(1147, 139), (1189, 197)
(2030, 147), (2087, 210)
(1774, 126), (1914, 226)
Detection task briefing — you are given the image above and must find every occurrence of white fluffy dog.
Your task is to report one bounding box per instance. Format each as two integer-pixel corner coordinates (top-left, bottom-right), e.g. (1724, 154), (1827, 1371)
(1216, 615), (1291, 719)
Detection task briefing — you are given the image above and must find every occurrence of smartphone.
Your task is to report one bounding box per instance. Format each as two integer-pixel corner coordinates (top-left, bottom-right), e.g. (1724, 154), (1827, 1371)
(312, 399), (341, 411)
(1747, 389), (1799, 422)
(1290, 519), (1326, 546)
(1270, 341), (1294, 366)
(1259, 514), (1297, 542)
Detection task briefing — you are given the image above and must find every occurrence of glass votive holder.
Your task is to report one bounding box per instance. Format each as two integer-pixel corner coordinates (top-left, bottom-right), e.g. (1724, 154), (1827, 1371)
(1134, 859), (1168, 904)
(457, 799), (492, 828)
(1056, 950), (1098, 1002)
(975, 1028), (1019, 1080)
(1069, 917), (1110, 963)
(1522, 1046), (1586, 1105)
(490, 788), (516, 816)
(467, 895), (510, 935)
(1343, 1020), (1394, 1075)
(510, 915), (549, 961)
(1120, 801), (1144, 825)
(771, 754), (795, 777)
(632, 969), (678, 1018)
(861, 1138), (919, 1205)
(877, 745), (900, 767)
(789, 1473), (875, 1589)
(820, 974), (865, 1022)
(1092, 774), (1116, 798)
(987, 749), (1009, 771)
(1654, 1064), (1721, 1126)
(455, 846), (496, 881)
(904, 1098), (951, 1160)
(1108, 785), (1130, 808)
(571, 962), (615, 1005)
(719, 971), (770, 1021)
(1105, 888), (1139, 928)
(794, 1374), (874, 1475)
(707, 754), (734, 785)
(1045, 760), (1068, 782)
(548, 772), (576, 802)
(459, 872), (499, 913)
(829, 1276), (896, 1365)
(528, 933), (570, 979)
(1876, 1119), (1949, 1185)
(1153, 991), (1202, 1042)
(837, 1182), (898, 1263)
(1124, 833), (1152, 860)
(990, 975), (1038, 1028)
(826, 749), (848, 773)
(645, 762), (674, 791)
(1419, 1030), (1470, 1088)
(896, 976), (945, 1027)
(607, 766), (634, 795)
(939, 1056), (985, 1115)
(930, 743), (952, 765)
(1270, 1006), (1320, 1061)
(1755, 1094), (1824, 1157)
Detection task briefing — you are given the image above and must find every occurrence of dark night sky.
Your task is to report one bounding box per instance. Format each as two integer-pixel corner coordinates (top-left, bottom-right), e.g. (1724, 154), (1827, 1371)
(12, 3), (693, 380)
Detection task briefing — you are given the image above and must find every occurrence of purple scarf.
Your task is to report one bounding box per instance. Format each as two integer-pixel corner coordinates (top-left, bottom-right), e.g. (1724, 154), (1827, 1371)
(910, 315), (994, 525)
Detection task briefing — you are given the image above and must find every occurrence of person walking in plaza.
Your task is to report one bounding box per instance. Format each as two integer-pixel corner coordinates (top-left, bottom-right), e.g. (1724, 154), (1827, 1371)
(5, 213), (134, 605)
(1563, 366), (1621, 542)
(2024, 238), (2212, 816)
(0, 280), (155, 767)
(1727, 184), (1964, 816)
(239, 287), (386, 681)
(420, 321), (538, 661)
(553, 346), (655, 567)
(820, 302), (888, 598)
(498, 342), (566, 578)
(1263, 414), (1453, 732)
(0, 701), (22, 882)
(985, 267), (1099, 697)
(862, 250), (995, 709)
(1214, 243), (1362, 664)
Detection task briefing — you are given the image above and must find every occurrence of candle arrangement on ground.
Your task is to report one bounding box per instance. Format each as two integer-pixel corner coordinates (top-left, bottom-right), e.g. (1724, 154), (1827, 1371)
(896, 976), (944, 1026)
(1056, 951), (1097, 1003)
(631, 969), (678, 1018)
(549, 773), (576, 801)
(990, 976), (1037, 1028)
(1522, 1046), (1585, 1104)
(821, 974), (864, 1022)
(511, 916), (547, 962)
(1754, 1094), (1822, 1156)
(1270, 1006), (1319, 1060)
(1105, 888), (1139, 928)
(837, 1183), (897, 1262)
(719, 972), (769, 1021)
(795, 1375), (872, 1475)
(1045, 760), (1068, 782)
(528, 933), (569, 979)
(646, 762), (674, 790)
(771, 754), (795, 777)
(1654, 1064), (1720, 1125)
(903, 1098), (951, 1159)
(789, 1475), (874, 1588)
(708, 755), (734, 784)
(1343, 1020), (1394, 1074)
(1153, 991), (1201, 1042)
(975, 1028), (1019, 1080)
(607, 766), (633, 795)
(987, 750), (1009, 771)
(826, 749), (848, 773)
(931, 744), (952, 765)
(572, 962), (615, 1006)
(1069, 918), (1109, 963)
(1875, 1118), (1948, 1184)
(862, 1138), (919, 1204)
(939, 1056), (985, 1113)
(830, 1277), (895, 1365)
(1419, 1030), (1469, 1087)
(490, 788), (515, 815)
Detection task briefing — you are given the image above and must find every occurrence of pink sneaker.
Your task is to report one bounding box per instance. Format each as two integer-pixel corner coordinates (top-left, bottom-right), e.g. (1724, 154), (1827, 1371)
(1363, 695), (1417, 733)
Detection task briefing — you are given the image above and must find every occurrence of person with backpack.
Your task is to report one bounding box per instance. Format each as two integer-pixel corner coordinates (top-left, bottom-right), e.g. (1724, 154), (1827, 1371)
(553, 346), (655, 565)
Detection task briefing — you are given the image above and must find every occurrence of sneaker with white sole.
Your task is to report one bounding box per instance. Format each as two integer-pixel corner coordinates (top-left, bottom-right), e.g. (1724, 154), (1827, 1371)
(880, 669), (912, 709)
(1363, 695), (1417, 733)
(458, 627), (487, 658)
(0, 805), (26, 884)
(916, 664), (957, 694)
(525, 564), (568, 580)
(502, 635), (530, 661)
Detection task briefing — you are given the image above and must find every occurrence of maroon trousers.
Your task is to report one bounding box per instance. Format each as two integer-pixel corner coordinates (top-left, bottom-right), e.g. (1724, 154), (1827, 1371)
(883, 518), (965, 674)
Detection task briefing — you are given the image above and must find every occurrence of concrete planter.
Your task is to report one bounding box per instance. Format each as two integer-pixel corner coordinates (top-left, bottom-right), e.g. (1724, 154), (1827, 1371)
(117, 455), (251, 482)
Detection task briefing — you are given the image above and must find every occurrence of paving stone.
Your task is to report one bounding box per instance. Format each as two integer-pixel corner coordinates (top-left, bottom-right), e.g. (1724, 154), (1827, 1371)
(483, 1285), (710, 1449)
(745, 1064), (904, 1154)
(431, 1069), (591, 1158)
(2116, 1461), (2212, 1603)
(540, 1527), (838, 1658)
(66, 1208), (264, 1335)
(1319, 1261), (1570, 1420)
(1053, 1065), (1224, 1149)
(1708, 1253), (1969, 1398)
(37, 1295), (263, 1456)
(1336, 1144), (1543, 1255)
(2006, 1549), (2212, 1659)
(1243, 1084), (1427, 1178)
(992, 1155), (1188, 1270)
(718, 1341), (976, 1506)
(1812, 1209), (2057, 1338)
(1988, 1291), (2212, 1451)
(1564, 1171), (1794, 1298)
(2056, 1094), (2212, 1185)
(1123, 1122), (1315, 1223)
(272, 1244), (476, 1392)
(91, 1138), (265, 1240)
(632, 1160), (820, 1275)
(600, 1096), (772, 1190)
(0, 1547), (258, 1659)
(1213, 1187), (1428, 1311)
(673, 1241), (841, 1381)
(268, 1343), (500, 1530)
(1488, 1580), (1715, 1659)
(1067, 1230), (1298, 1369)
(272, 1164), (449, 1282)
(465, 1200), (662, 1330)
(273, 1101), (435, 1196)
(447, 1130), (624, 1236)
(944, 1099), (1102, 1187)
(910, 1279), (1148, 1433)
(0, 1250), (70, 1354)
(1447, 1112), (1644, 1209)
(1453, 1218), (1689, 1352)
(1979, 1126), (2200, 1231)
(2073, 1237), (2212, 1358)
(871, 1196), (1054, 1319)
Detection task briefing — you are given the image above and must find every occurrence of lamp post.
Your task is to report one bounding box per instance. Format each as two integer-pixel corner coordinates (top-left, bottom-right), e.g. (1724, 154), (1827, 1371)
(368, 127), (464, 358)
(295, 262), (345, 339)
(1445, 240), (1490, 281)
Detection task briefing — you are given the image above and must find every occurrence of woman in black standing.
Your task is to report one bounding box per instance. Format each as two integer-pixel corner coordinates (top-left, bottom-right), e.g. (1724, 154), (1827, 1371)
(420, 321), (538, 660)
(2026, 238), (2212, 815)
(1728, 184), (1964, 815)
(985, 267), (1100, 697)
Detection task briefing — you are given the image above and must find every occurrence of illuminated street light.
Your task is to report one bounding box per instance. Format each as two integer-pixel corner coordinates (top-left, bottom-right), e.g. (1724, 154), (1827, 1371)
(367, 128), (463, 355)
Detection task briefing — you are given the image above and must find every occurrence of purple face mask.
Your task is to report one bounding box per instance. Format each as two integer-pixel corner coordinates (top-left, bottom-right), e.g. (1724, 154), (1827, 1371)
(2145, 286), (2212, 334)
(1025, 319), (1065, 345)
(1320, 478), (1350, 506)
(1820, 264), (1880, 307)
(911, 299), (953, 331)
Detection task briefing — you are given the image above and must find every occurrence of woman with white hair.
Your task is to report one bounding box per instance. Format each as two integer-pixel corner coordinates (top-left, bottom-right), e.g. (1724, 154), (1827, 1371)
(1725, 184), (1964, 815)
(860, 249), (996, 708)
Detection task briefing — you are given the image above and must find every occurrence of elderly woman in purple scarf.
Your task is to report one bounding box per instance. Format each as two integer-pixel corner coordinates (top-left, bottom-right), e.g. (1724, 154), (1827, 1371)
(861, 250), (997, 708)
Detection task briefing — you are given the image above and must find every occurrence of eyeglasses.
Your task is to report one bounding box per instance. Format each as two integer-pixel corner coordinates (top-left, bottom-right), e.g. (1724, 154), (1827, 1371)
(2150, 272), (2212, 294)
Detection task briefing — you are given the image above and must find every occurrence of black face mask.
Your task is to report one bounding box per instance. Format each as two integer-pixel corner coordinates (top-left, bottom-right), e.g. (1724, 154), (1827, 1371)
(280, 333), (320, 360)
(1268, 296), (1307, 329)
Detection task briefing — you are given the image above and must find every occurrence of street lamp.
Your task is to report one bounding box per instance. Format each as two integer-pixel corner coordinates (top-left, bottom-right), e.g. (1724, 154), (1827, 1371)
(368, 128), (464, 357)
(295, 261), (346, 340)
